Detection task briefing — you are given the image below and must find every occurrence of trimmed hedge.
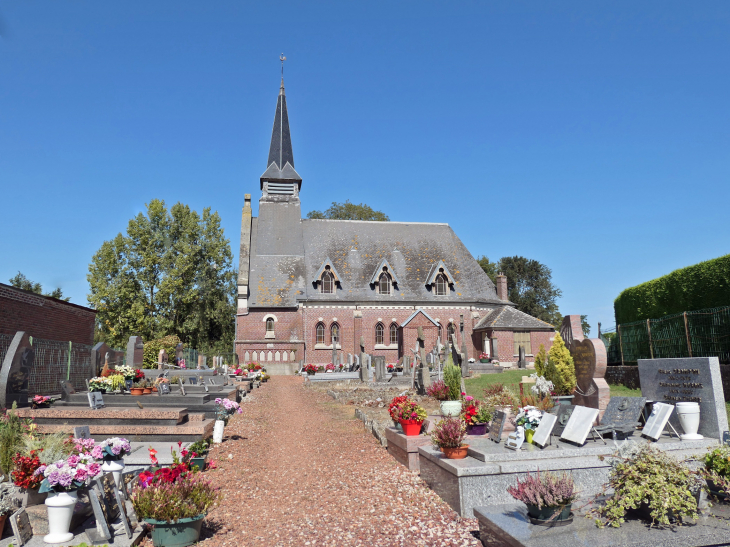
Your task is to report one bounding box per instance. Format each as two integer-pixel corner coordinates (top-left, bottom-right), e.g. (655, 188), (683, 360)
(142, 335), (182, 369)
(615, 254), (730, 324)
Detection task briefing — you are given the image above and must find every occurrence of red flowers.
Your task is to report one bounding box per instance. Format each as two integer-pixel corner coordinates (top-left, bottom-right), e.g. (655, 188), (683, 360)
(12, 450), (43, 489)
(139, 463), (190, 488)
(388, 396), (410, 420)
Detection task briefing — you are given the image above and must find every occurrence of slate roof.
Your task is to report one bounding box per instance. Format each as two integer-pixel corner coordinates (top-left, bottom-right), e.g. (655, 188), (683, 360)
(261, 79), (301, 186)
(473, 306), (555, 331)
(247, 218), (505, 308)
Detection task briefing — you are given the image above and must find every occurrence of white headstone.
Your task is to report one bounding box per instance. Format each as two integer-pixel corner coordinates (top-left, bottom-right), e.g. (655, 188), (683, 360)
(560, 405), (599, 445)
(531, 413), (557, 448)
(642, 402), (675, 441)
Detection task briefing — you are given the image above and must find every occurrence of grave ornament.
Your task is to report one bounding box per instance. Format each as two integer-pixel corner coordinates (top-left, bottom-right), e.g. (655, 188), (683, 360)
(551, 404), (575, 438)
(505, 427), (525, 451)
(531, 413), (557, 448)
(489, 410), (507, 443)
(642, 402), (675, 441)
(593, 396), (646, 439)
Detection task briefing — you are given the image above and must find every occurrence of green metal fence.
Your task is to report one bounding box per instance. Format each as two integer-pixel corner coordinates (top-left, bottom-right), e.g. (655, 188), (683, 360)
(604, 306), (730, 365)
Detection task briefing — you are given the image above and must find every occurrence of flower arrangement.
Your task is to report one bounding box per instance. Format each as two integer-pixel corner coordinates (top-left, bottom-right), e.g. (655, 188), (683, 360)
(530, 374), (554, 397)
(179, 359), (187, 369)
(478, 352), (489, 360)
(387, 364), (394, 371)
(95, 437), (132, 460)
(317, 365), (325, 372)
(394, 400), (427, 423)
(388, 396), (410, 421)
(515, 406), (542, 431)
(508, 470), (576, 510)
(462, 396), (492, 425)
(11, 450), (43, 489)
(325, 363), (335, 372)
(31, 395), (56, 408)
(108, 374), (126, 392)
(234, 368), (243, 375)
(89, 377), (113, 392)
(482, 383), (518, 411)
(37, 453), (102, 493)
(116, 365), (137, 381)
(304, 364), (318, 374)
(215, 398), (242, 423)
(247, 362), (263, 371)
(131, 472), (222, 523)
(426, 380), (451, 402)
(138, 463), (190, 488)
(100, 368), (121, 378)
(431, 417), (467, 449)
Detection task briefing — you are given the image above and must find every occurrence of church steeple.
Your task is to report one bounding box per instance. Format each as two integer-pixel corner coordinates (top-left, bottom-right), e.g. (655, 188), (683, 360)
(261, 71), (302, 194)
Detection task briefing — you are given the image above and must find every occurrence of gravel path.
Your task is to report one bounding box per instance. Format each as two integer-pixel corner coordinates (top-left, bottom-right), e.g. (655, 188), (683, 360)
(200, 376), (481, 546)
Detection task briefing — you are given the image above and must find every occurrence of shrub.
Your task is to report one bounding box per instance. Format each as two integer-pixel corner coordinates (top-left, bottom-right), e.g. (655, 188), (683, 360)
(0, 403), (28, 476)
(544, 333), (576, 396)
(533, 344), (547, 376)
(143, 335), (182, 370)
(131, 473), (222, 523)
(431, 417), (467, 449)
(23, 432), (74, 465)
(508, 470), (575, 509)
(704, 445), (730, 477)
(426, 380), (450, 401)
(483, 384), (518, 412)
(443, 364), (462, 401)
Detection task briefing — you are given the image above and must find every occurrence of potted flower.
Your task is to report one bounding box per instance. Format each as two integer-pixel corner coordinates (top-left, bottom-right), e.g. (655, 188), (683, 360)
(395, 400), (427, 436)
(94, 437), (132, 488)
(213, 398), (242, 443)
(88, 376), (111, 393)
(388, 395), (410, 430)
(508, 470), (576, 524)
(38, 453), (103, 543)
(325, 363), (335, 372)
(184, 439), (211, 471)
(108, 373), (126, 393)
(442, 362), (463, 417)
(478, 352), (489, 363)
(431, 416), (469, 459)
(387, 364), (394, 373)
(130, 381), (145, 396)
(142, 379), (152, 395)
(31, 395), (57, 409)
(11, 450), (45, 505)
(515, 406), (543, 444)
(702, 445), (730, 499)
(130, 469), (222, 547)
(426, 380), (450, 408)
(304, 364), (318, 376)
(462, 396), (492, 436)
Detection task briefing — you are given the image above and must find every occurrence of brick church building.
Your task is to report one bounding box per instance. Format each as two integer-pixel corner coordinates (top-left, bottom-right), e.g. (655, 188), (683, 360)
(234, 78), (555, 374)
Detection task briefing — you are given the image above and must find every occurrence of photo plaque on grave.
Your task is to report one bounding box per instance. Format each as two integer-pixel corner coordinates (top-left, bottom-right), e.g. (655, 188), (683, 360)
(489, 410), (506, 443)
(560, 406), (599, 446)
(531, 413), (557, 448)
(158, 383), (171, 395)
(641, 402), (675, 441)
(87, 487), (112, 544)
(551, 405), (575, 437)
(10, 508), (33, 546)
(74, 425), (91, 439)
(87, 392), (104, 410)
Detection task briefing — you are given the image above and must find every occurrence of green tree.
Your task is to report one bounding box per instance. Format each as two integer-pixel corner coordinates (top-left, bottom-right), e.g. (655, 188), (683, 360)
(476, 256), (498, 284)
(496, 256), (562, 326)
(306, 200), (390, 221)
(545, 332), (576, 395)
(580, 315), (590, 337)
(87, 200), (236, 353)
(534, 344), (547, 377)
(9, 271), (70, 302)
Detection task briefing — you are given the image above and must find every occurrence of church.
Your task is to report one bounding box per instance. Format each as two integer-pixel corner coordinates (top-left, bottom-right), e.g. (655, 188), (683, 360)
(235, 78), (555, 374)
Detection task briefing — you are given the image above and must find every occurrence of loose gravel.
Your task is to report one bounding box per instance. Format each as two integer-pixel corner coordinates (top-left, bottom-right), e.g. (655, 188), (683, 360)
(198, 376), (481, 546)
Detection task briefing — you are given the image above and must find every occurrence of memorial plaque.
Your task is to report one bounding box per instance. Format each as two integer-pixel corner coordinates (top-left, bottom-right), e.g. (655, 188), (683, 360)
(642, 402), (675, 441)
(505, 427), (525, 451)
(594, 397), (646, 438)
(551, 405), (575, 437)
(639, 357), (729, 440)
(74, 425), (91, 439)
(87, 487), (112, 544)
(531, 413), (557, 448)
(560, 406), (599, 446)
(87, 391), (104, 409)
(158, 383), (171, 395)
(10, 508), (33, 546)
(120, 469), (142, 501)
(92, 473), (120, 522)
(489, 410), (507, 443)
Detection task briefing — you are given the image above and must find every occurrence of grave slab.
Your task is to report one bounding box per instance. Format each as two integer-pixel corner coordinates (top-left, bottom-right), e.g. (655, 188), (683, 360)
(385, 427), (432, 471)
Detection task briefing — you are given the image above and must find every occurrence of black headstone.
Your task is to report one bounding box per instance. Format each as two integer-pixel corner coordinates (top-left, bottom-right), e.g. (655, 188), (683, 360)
(0, 332), (33, 409)
(489, 410), (507, 443)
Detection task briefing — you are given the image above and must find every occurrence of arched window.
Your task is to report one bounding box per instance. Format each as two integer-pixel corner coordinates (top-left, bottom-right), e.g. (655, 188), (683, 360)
(331, 323), (340, 346)
(447, 322), (455, 340)
(375, 323), (384, 345)
(266, 318), (275, 333)
(321, 270), (334, 294)
(378, 272), (391, 295)
(389, 323), (398, 345)
(316, 323), (325, 344)
(435, 273), (448, 295)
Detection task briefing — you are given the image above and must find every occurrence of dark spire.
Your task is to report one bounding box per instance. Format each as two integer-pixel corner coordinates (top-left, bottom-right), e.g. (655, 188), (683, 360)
(266, 77), (295, 171)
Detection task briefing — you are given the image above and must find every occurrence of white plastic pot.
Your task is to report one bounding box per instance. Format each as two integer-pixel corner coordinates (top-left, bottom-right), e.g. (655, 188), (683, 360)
(44, 490), (78, 544)
(676, 402), (703, 440)
(440, 400), (462, 417)
(101, 458), (125, 489)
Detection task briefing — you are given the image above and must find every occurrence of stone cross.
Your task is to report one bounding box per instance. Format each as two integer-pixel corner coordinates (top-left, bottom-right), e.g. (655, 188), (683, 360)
(331, 346), (338, 367)
(158, 349), (168, 370)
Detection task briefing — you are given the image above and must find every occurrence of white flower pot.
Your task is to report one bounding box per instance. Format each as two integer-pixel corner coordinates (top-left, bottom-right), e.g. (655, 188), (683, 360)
(44, 490), (78, 544)
(101, 458), (125, 489)
(676, 402), (703, 440)
(213, 419), (225, 444)
(440, 400), (462, 417)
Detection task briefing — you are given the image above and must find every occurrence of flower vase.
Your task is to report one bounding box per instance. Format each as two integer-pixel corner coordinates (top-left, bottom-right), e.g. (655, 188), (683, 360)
(213, 420), (225, 444)
(44, 490), (78, 544)
(676, 402), (703, 440)
(440, 400), (462, 417)
(101, 457), (125, 489)
(524, 429), (535, 444)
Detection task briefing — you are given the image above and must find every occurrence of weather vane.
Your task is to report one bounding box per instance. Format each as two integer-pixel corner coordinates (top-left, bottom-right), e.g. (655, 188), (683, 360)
(280, 53), (286, 79)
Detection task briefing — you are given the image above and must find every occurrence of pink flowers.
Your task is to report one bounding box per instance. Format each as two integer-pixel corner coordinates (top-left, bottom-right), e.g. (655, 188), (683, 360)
(91, 445), (104, 460)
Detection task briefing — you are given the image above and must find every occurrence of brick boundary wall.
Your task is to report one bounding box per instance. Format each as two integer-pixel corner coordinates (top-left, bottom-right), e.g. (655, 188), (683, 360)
(605, 365), (730, 402)
(0, 283), (96, 345)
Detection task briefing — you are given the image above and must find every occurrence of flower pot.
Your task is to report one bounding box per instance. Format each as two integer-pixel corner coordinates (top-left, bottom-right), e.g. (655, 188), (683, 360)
(400, 420), (424, 436)
(130, 388), (144, 396)
(466, 423), (488, 436)
(676, 402), (703, 440)
(524, 429), (535, 444)
(213, 420), (225, 444)
(553, 395), (574, 406)
(145, 514), (205, 547)
(151, 386), (158, 392)
(44, 490), (78, 544)
(442, 445), (469, 459)
(143, 388), (152, 395)
(526, 503), (572, 523)
(440, 400), (462, 417)
(190, 454), (208, 471)
(20, 486), (48, 506)
(480, 359), (489, 363)
(101, 457), (125, 489)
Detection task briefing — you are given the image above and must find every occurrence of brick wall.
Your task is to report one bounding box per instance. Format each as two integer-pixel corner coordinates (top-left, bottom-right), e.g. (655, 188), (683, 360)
(235, 308), (304, 365)
(0, 283), (95, 345)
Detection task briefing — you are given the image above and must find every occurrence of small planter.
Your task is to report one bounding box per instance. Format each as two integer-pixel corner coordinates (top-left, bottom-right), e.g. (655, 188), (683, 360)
(130, 388), (144, 396)
(553, 395), (574, 406)
(145, 514), (205, 547)
(440, 400), (462, 417)
(442, 445), (469, 459)
(400, 420), (424, 436)
(706, 479), (728, 500)
(526, 503), (572, 525)
(466, 423), (488, 436)
(525, 429), (535, 444)
(480, 359), (489, 363)
(19, 486), (48, 506)
(143, 388), (152, 395)
(151, 386), (158, 392)
(189, 454), (208, 471)
(44, 490), (78, 543)
(392, 419), (403, 433)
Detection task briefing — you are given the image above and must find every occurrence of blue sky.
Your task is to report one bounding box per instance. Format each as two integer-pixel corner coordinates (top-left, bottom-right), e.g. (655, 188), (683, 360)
(1, 1), (729, 336)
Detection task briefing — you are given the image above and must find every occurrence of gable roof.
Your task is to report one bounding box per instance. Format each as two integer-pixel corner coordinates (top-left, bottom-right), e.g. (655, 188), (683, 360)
(473, 306), (555, 331)
(401, 309), (440, 328)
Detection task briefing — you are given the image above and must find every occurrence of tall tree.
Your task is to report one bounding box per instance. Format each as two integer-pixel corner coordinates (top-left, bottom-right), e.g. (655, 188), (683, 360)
(478, 256), (562, 326)
(87, 200), (236, 353)
(307, 200), (389, 221)
(9, 272), (70, 301)
(580, 315), (591, 337)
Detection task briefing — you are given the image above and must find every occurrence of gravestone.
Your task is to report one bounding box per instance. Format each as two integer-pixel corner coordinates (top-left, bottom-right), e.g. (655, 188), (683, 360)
(158, 383), (171, 395)
(642, 402), (675, 441)
(157, 348), (168, 369)
(373, 356), (386, 382)
(93, 473), (120, 522)
(60, 379), (76, 399)
(87, 392), (104, 410)
(517, 346), (526, 369)
(489, 410), (507, 443)
(175, 343), (184, 363)
(491, 337), (499, 361)
(359, 337), (369, 382)
(560, 315), (610, 416)
(551, 405), (575, 437)
(560, 405), (599, 446)
(594, 396), (647, 438)
(638, 357), (729, 440)
(10, 508), (33, 546)
(74, 425), (91, 439)
(0, 331), (33, 409)
(531, 413), (557, 448)
(125, 336), (144, 368)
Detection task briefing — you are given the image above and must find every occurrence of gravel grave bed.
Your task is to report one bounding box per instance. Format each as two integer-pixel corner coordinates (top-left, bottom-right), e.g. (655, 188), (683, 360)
(170, 376), (480, 546)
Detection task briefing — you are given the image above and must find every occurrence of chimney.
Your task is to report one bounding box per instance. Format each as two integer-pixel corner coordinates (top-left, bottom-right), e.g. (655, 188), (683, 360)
(496, 272), (508, 301)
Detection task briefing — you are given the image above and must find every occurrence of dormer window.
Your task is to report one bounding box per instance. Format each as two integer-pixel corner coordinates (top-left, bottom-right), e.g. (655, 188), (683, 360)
(425, 260), (455, 296)
(322, 269), (334, 294)
(378, 270), (392, 295)
(313, 259), (341, 295)
(435, 272), (448, 295)
(370, 259), (399, 296)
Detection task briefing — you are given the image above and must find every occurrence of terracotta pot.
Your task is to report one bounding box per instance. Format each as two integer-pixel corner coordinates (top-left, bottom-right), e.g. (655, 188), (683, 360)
(143, 388), (152, 395)
(130, 388), (144, 396)
(151, 386), (158, 392)
(442, 445), (469, 459)
(400, 420), (424, 436)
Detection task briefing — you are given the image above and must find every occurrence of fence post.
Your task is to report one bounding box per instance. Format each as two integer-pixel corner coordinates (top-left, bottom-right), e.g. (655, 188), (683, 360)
(67, 341), (72, 381)
(618, 325), (625, 366)
(683, 312), (693, 357)
(646, 319), (654, 359)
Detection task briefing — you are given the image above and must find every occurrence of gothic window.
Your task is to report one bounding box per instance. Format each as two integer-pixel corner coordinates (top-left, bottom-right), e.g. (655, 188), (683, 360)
(378, 272), (391, 295)
(316, 323), (325, 345)
(266, 318), (274, 333)
(435, 273), (448, 295)
(375, 323), (384, 345)
(389, 323), (398, 345)
(321, 270), (334, 294)
(447, 322), (455, 340)
(331, 323), (340, 346)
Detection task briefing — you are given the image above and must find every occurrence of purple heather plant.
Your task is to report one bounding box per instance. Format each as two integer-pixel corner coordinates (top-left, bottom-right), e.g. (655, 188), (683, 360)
(431, 417), (467, 449)
(507, 470), (576, 510)
(426, 380), (451, 402)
